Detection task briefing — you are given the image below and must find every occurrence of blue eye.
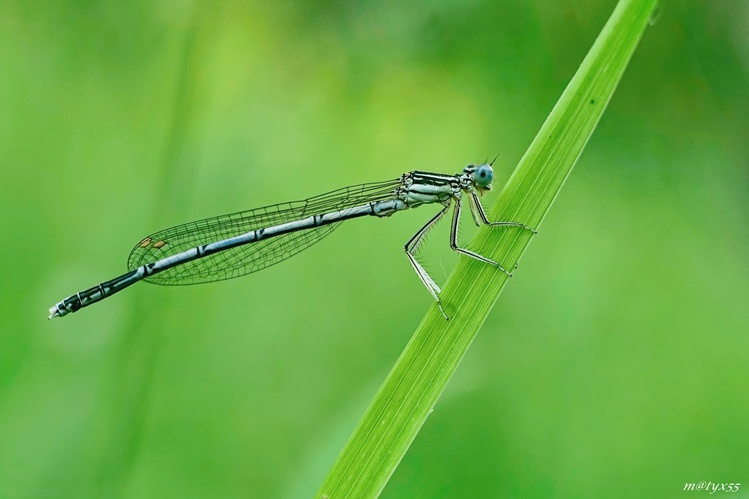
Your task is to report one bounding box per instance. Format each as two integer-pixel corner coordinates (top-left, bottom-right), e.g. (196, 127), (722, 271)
(474, 164), (494, 187)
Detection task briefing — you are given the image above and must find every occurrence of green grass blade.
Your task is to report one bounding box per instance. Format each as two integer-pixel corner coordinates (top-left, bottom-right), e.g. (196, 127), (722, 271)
(316, 0), (659, 497)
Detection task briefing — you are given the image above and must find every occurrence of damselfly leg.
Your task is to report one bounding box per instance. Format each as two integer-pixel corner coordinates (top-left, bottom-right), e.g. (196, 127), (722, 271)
(404, 191), (536, 320)
(405, 203), (451, 318)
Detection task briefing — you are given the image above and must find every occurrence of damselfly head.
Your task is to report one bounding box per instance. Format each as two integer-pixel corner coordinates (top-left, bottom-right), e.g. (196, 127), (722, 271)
(470, 163), (494, 191)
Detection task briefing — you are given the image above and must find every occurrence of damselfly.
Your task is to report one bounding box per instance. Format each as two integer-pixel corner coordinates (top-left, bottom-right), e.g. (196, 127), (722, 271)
(48, 162), (535, 320)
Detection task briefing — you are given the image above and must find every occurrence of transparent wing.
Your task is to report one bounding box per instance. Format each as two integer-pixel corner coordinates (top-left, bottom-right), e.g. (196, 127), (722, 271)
(127, 178), (400, 285)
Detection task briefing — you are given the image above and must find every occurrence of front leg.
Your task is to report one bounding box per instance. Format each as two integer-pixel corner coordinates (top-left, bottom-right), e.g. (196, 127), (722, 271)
(469, 190), (537, 233)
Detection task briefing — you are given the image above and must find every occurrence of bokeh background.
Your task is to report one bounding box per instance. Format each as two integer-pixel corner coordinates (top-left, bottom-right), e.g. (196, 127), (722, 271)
(1, 1), (747, 497)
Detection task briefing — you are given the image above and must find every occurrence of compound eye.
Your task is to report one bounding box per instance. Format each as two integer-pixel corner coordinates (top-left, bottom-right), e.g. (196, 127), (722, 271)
(474, 164), (494, 187)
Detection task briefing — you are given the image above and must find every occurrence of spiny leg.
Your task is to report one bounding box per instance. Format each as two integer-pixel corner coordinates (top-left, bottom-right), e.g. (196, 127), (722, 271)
(450, 197), (514, 276)
(405, 203), (450, 319)
(468, 190), (537, 269)
(469, 190), (537, 233)
(466, 190), (484, 227)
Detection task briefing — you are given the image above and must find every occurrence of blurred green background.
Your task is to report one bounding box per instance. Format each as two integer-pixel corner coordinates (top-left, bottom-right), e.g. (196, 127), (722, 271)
(1, 0), (747, 497)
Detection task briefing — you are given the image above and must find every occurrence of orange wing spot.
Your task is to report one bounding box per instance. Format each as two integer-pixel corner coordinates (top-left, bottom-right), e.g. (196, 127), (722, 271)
(153, 240), (167, 249)
(138, 237), (152, 248)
